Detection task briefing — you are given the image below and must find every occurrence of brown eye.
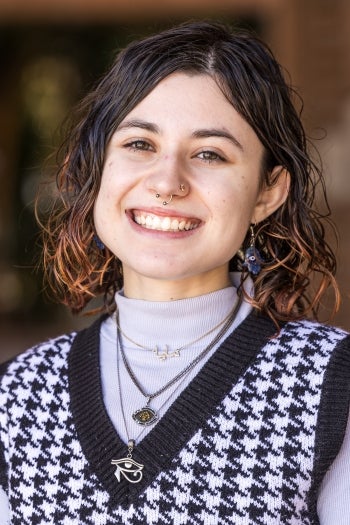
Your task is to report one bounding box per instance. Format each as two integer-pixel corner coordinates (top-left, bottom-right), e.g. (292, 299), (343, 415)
(197, 150), (225, 163)
(125, 140), (153, 151)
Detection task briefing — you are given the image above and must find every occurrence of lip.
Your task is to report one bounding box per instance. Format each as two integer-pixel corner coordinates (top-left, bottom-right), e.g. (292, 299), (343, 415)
(126, 207), (203, 236)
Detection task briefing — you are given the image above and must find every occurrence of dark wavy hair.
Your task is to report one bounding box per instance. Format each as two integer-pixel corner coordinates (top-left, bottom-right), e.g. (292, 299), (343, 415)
(37, 20), (339, 323)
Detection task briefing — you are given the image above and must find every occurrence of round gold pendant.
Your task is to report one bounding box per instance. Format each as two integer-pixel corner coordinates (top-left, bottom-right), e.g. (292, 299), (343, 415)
(132, 407), (158, 426)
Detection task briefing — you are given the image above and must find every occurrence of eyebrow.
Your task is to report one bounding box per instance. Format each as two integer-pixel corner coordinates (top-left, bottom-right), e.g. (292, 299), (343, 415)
(192, 129), (244, 152)
(117, 119), (160, 133)
(117, 119), (244, 152)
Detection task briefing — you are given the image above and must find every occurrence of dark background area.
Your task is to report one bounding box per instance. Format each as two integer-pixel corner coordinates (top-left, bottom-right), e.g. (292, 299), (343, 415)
(1, 0), (349, 361)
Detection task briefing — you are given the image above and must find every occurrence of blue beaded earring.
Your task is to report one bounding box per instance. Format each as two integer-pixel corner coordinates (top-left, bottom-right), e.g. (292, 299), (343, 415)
(94, 235), (105, 250)
(243, 225), (264, 275)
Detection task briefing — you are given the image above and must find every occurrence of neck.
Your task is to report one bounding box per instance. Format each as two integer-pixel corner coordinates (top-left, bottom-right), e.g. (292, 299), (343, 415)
(122, 267), (232, 301)
(114, 283), (240, 349)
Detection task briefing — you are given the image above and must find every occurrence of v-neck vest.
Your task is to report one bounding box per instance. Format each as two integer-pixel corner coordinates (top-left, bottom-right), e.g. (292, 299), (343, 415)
(0, 313), (350, 524)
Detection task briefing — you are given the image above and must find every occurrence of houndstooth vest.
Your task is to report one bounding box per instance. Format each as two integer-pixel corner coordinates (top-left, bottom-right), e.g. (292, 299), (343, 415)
(0, 313), (349, 524)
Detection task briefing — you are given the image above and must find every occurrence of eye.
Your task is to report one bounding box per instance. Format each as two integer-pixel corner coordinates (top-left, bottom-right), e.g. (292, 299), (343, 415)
(124, 139), (154, 152)
(196, 150), (225, 163)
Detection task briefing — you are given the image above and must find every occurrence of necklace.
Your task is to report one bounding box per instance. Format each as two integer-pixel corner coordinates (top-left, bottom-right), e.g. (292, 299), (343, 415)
(111, 340), (145, 484)
(117, 294), (242, 427)
(112, 333), (201, 484)
(115, 304), (237, 361)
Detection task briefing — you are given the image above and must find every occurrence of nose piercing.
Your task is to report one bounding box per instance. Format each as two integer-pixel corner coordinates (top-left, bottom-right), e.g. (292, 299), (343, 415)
(156, 193), (173, 205)
(155, 185), (185, 205)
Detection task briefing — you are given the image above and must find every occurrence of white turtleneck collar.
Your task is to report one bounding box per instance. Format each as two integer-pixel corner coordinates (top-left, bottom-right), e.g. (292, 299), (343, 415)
(102, 272), (253, 349)
(99, 273), (253, 443)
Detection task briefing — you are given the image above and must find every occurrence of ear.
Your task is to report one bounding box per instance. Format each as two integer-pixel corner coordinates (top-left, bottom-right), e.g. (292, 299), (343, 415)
(252, 166), (290, 223)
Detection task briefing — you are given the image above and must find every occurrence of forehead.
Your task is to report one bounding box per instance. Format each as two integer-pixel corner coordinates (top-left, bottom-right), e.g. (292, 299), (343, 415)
(125, 72), (230, 116)
(118, 72), (262, 154)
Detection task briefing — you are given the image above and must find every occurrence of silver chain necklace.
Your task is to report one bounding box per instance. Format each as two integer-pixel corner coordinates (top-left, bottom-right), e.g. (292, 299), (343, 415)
(111, 333), (199, 484)
(115, 304), (239, 361)
(118, 294), (242, 426)
(111, 294), (242, 483)
(111, 340), (145, 484)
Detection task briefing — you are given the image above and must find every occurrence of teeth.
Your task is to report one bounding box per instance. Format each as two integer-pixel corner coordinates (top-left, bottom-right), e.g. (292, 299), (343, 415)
(161, 217), (171, 230)
(133, 213), (198, 232)
(153, 215), (161, 229)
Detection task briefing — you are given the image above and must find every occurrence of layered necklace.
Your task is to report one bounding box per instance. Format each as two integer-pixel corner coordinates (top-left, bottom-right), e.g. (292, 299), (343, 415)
(111, 294), (242, 484)
(115, 304), (238, 362)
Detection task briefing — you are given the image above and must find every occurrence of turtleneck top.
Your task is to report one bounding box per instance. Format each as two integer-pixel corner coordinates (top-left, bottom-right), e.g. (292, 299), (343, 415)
(0, 274), (349, 523)
(101, 275), (250, 444)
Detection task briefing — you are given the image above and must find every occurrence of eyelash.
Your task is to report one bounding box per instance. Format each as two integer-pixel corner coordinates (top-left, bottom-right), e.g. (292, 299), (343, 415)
(124, 139), (153, 152)
(196, 150), (225, 163)
(123, 141), (225, 163)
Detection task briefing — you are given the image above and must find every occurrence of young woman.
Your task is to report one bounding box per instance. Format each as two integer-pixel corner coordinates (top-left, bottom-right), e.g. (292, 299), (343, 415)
(0, 21), (349, 524)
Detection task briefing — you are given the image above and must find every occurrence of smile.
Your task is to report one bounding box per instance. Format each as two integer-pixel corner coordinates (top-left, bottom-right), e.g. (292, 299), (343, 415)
(132, 211), (200, 232)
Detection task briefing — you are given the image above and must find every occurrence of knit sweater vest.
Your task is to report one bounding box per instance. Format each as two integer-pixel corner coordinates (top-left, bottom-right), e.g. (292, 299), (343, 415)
(0, 312), (350, 525)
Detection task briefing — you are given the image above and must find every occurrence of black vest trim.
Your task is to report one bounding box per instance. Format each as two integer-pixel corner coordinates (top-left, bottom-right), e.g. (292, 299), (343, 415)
(69, 311), (277, 507)
(309, 333), (350, 519)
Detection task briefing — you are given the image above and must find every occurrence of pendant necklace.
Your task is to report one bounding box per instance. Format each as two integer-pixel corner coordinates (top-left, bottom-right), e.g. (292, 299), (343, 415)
(111, 439), (144, 484)
(111, 341), (146, 484)
(111, 332), (205, 484)
(111, 294), (242, 483)
(118, 294), (242, 427)
(115, 303), (238, 362)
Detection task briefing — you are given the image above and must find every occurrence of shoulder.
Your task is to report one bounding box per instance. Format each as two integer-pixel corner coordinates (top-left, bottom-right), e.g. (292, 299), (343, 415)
(246, 316), (350, 383)
(241, 313), (350, 363)
(0, 315), (106, 385)
(275, 319), (350, 378)
(283, 317), (348, 336)
(279, 318), (350, 352)
(0, 330), (78, 387)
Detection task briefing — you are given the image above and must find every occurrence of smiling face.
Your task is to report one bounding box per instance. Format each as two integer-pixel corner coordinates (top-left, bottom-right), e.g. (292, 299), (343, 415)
(94, 72), (288, 300)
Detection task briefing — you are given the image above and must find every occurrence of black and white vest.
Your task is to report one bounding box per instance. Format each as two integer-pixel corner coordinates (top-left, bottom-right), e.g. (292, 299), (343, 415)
(0, 313), (350, 524)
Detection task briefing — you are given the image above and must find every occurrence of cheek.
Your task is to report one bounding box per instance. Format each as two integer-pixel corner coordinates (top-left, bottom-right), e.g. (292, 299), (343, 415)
(99, 156), (139, 196)
(94, 184), (111, 219)
(93, 174), (116, 228)
(99, 162), (116, 192)
(96, 163), (124, 209)
(213, 183), (256, 220)
(211, 182), (260, 242)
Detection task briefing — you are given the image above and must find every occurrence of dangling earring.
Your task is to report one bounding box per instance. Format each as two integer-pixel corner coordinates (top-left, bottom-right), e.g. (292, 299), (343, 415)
(243, 225), (263, 275)
(94, 235), (105, 250)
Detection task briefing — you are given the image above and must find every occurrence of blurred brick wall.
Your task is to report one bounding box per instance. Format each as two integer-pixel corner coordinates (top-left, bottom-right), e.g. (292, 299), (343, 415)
(266, 0), (350, 329)
(0, 0), (349, 361)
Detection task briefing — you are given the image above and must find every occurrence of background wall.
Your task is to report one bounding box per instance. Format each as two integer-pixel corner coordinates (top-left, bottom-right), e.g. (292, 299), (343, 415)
(0, 0), (349, 361)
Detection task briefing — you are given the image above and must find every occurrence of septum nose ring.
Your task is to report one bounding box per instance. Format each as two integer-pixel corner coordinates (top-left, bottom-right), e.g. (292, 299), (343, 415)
(155, 184), (186, 205)
(156, 193), (173, 206)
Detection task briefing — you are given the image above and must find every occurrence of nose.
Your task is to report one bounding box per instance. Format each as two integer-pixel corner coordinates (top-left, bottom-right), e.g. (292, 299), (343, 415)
(145, 154), (190, 204)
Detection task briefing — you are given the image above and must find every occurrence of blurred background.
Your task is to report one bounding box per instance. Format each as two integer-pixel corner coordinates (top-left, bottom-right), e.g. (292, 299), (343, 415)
(0, 0), (349, 362)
